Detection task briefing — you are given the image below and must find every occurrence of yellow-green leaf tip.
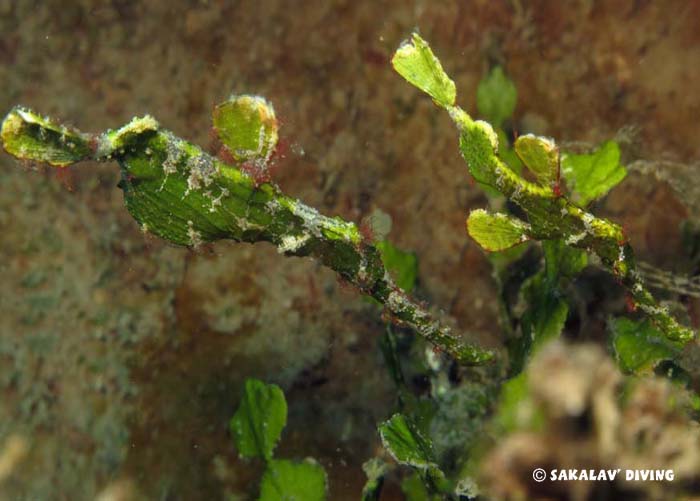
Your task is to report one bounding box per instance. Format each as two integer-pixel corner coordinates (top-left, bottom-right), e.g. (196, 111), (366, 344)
(212, 95), (279, 164)
(1, 107), (92, 167)
(560, 140), (626, 206)
(514, 134), (559, 188)
(467, 209), (530, 252)
(392, 33), (456, 108)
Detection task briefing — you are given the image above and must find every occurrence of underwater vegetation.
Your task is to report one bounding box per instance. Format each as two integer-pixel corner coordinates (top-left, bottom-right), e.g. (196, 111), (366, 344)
(231, 378), (328, 500)
(3, 32), (700, 500)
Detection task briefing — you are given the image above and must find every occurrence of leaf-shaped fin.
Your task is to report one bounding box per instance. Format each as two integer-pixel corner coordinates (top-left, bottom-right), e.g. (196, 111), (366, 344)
(561, 140), (626, 206)
(476, 66), (517, 128)
(213, 95), (279, 164)
(514, 134), (559, 188)
(392, 33), (456, 108)
(467, 209), (530, 252)
(230, 378), (287, 460)
(1, 107), (93, 167)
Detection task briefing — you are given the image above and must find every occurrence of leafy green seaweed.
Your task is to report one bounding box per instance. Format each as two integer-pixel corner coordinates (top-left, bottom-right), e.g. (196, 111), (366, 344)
(259, 459), (327, 501)
(230, 379), (327, 500)
(561, 140), (626, 206)
(611, 317), (682, 374)
(476, 66), (517, 128)
(230, 379), (287, 460)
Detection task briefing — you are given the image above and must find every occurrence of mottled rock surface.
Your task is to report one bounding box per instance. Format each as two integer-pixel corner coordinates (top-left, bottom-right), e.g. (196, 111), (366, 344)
(1, 1), (698, 499)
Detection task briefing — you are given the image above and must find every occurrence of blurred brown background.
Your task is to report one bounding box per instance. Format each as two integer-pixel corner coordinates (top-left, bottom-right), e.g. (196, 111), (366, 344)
(1, 1), (699, 499)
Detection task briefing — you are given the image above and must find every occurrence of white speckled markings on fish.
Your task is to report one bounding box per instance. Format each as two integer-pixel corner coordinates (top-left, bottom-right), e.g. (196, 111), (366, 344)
(392, 32), (695, 345)
(0, 103), (493, 365)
